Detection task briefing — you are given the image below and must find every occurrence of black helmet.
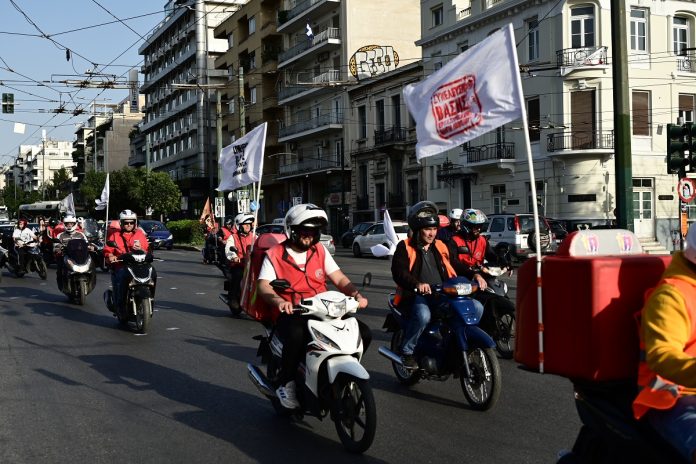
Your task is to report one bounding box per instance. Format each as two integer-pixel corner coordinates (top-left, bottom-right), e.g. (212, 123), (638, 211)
(407, 201), (439, 232)
(224, 217), (233, 227)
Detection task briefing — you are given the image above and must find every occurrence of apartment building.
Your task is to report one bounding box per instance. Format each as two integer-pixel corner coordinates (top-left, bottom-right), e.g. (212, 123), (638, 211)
(348, 61), (424, 224)
(417, 0), (696, 248)
(16, 141), (75, 193)
(274, 0), (421, 235)
(213, 0), (284, 222)
(138, 0), (243, 217)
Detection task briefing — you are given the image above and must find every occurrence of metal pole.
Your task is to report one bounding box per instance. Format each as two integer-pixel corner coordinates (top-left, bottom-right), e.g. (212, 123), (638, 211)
(239, 67), (245, 137)
(611, 0), (634, 230)
(217, 90), (223, 200)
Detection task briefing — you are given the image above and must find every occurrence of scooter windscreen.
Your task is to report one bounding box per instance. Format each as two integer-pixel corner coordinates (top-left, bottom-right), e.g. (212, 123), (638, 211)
(65, 239), (90, 264)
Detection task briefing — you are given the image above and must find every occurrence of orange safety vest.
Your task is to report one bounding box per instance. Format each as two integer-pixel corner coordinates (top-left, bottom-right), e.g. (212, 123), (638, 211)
(393, 239), (457, 306)
(451, 234), (487, 268)
(265, 242), (328, 303)
(633, 277), (696, 419)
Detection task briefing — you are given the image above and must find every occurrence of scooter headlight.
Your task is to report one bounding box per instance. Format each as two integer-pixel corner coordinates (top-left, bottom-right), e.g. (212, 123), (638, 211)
(310, 327), (340, 350)
(443, 282), (474, 296)
(322, 299), (347, 318)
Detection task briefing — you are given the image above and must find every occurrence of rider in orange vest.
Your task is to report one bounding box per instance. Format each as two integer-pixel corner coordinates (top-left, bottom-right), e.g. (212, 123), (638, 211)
(632, 222), (696, 463)
(257, 203), (371, 409)
(391, 201), (487, 369)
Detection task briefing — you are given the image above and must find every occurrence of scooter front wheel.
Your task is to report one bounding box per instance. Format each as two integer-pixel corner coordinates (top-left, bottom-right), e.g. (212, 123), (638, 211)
(36, 259), (47, 280)
(134, 298), (152, 334)
(332, 375), (376, 454)
(76, 280), (87, 306)
(460, 347), (501, 411)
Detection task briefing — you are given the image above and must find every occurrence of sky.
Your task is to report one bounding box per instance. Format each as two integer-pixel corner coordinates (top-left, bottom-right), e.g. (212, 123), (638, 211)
(0, 0), (168, 165)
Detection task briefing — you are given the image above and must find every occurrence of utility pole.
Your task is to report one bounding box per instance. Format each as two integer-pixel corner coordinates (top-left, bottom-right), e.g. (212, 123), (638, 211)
(216, 90), (223, 201)
(611, 0), (633, 230)
(238, 67), (245, 137)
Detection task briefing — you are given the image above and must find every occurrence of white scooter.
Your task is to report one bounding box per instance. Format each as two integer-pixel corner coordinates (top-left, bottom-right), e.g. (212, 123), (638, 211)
(247, 279), (376, 453)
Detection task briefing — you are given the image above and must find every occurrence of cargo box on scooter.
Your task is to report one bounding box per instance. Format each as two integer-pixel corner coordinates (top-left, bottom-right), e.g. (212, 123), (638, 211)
(241, 232), (286, 323)
(515, 229), (671, 381)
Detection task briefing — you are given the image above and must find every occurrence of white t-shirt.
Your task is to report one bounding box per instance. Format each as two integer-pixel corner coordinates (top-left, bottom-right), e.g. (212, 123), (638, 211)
(12, 228), (36, 244)
(258, 244), (339, 281)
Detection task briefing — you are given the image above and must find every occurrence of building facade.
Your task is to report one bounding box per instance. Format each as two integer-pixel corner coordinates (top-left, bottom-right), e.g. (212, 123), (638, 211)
(138, 0), (243, 217)
(15, 141), (75, 194)
(417, 0), (696, 249)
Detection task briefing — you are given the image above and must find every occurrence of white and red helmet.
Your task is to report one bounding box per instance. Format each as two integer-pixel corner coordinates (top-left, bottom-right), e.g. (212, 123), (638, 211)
(284, 203), (327, 244)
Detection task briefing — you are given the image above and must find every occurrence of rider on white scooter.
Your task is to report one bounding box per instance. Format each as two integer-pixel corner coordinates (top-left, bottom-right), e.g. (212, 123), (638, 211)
(256, 203), (372, 409)
(54, 215), (90, 290)
(12, 218), (37, 275)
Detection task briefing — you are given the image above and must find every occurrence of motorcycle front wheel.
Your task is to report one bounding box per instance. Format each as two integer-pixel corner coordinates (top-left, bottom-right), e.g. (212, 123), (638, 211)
(390, 330), (419, 386)
(76, 280), (87, 306)
(332, 375), (376, 454)
(134, 298), (152, 334)
(460, 347), (501, 411)
(36, 258), (47, 280)
(494, 311), (515, 359)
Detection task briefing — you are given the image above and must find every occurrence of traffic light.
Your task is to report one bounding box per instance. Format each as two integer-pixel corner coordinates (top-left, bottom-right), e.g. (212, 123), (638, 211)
(667, 123), (689, 175)
(688, 123), (696, 173)
(1, 93), (14, 114)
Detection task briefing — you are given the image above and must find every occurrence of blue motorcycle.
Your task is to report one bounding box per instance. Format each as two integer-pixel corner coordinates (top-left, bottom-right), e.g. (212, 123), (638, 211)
(379, 276), (502, 411)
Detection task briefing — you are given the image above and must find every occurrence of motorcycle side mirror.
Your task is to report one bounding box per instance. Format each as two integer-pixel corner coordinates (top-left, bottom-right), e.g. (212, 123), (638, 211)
(362, 272), (372, 288)
(270, 279), (291, 291)
(106, 240), (118, 247)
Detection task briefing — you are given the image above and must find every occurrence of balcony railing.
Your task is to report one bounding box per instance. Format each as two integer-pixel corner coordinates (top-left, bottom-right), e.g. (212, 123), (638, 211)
(556, 46), (608, 68)
(170, 168), (207, 181)
(277, 155), (341, 176)
(677, 53), (696, 72)
(466, 142), (515, 163)
(374, 127), (415, 146)
(546, 130), (614, 152)
(278, 27), (340, 63)
(456, 7), (471, 20)
(279, 0), (334, 26)
(279, 112), (343, 138)
(485, 0), (504, 8)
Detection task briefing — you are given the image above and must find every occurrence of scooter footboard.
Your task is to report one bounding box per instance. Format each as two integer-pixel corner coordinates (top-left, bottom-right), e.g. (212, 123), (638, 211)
(326, 355), (369, 384)
(456, 325), (496, 351)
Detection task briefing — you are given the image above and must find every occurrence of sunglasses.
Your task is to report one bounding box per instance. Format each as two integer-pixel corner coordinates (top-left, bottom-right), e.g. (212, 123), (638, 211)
(123, 221), (136, 225)
(297, 227), (319, 237)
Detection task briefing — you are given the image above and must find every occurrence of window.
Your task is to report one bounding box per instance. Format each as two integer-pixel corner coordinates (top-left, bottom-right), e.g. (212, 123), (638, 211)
(431, 51), (443, 71)
(248, 16), (256, 35)
(249, 51), (256, 69)
(528, 18), (539, 61)
(631, 90), (650, 136)
(432, 5), (443, 27)
(679, 94), (695, 123)
(571, 6), (595, 48)
(489, 217), (506, 233)
(391, 94), (401, 129)
(228, 99), (235, 114)
(630, 8), (648, 52)
(673, 17), (689, 55)
(527, 97), (540, 142)
(358, 105), (367, 139)
(458, 41), (469, 53)
(527, 181), (545, 214)
(227, 33), (233, 48)
(375, 100), (385, 132)
(249, 87), (257, 105)
(492, 184), (506, 214)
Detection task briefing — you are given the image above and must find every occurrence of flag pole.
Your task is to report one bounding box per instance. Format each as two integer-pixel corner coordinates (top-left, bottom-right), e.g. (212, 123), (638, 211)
(508, 24), (545, 373)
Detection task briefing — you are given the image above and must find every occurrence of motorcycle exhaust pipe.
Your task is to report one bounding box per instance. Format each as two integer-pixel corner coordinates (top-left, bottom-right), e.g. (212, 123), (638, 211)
(247, 364), (275, 399)
(378, 346), (404, 366)
(219, 294), (229, 305)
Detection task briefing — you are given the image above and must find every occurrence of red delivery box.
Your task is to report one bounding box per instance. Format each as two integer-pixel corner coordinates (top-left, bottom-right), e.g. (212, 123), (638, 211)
(515, 229), (671, 381)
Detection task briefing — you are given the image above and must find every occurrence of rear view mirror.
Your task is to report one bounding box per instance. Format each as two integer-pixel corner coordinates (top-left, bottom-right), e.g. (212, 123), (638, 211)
(362, 272), (372, 288)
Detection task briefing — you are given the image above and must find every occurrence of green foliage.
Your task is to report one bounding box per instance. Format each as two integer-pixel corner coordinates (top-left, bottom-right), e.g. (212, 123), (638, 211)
(139, 171), (181, 216)
(43, 167), (73, 200)
(1, 188), (42, 218)
(80, 171), (108, 215)
(166, 219), (205, 245)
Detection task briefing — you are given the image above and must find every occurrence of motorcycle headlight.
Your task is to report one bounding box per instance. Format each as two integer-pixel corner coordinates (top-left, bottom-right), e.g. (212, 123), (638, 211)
(310, 327), (340, 350)
(443, 283), (474, 296)
(322, 299), (347, 317)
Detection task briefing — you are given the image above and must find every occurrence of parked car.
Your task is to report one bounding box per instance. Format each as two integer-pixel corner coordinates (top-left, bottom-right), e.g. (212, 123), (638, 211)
(139, 220), (174, 250)
(320, 234), (336, 255)
(340, 221), (376, 248)
(352, 221), (409, 257)
(483, 213), (553, 260)
(546, 218), (569, 249)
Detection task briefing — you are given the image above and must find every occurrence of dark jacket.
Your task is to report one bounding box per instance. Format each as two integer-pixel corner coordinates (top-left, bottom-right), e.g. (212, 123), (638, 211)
(391, 237), (475, 308)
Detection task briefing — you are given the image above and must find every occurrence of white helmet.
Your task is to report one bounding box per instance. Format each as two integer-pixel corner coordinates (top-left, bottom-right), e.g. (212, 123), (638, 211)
(235, 213), (254, 227)
(63, 215), (77, 233)
(284, 203), (327, 244)
(119, 209), (137, 227)
(449, 208), (464, 220)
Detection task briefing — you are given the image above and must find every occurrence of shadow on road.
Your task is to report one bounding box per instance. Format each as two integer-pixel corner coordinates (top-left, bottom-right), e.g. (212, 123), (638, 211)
(367, 369), (471, 410)
(78, 354), (390, 462)
(157, 299), (235, 319)
(184, 335), (258, 362)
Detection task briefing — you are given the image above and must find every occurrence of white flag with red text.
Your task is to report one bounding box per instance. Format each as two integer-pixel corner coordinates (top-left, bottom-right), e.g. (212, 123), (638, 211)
(404, 24), (524, 160)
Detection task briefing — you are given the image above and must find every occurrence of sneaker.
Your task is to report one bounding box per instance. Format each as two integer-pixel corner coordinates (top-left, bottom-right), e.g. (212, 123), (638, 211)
(276, 381), (300, 409)
(401, 354), (418, 370)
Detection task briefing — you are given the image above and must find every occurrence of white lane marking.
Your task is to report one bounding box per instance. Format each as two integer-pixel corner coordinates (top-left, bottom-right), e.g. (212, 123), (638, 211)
(195, 292), (205, 295)
(169, 287), (177, 290)
(133, 333), (147, 337)
(166, 327), (180, 331)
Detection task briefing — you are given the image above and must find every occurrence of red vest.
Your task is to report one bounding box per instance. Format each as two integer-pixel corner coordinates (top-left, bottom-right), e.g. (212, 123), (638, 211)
(220, 227), (233, 242)
(265, 242), (328, 302)
(230, 231), (256, 268)
(633, 277), (696, 419)
(451, 234), (487, 268)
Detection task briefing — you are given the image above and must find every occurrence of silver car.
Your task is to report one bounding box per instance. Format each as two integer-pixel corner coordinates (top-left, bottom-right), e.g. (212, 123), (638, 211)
(320, 234), (336, 255)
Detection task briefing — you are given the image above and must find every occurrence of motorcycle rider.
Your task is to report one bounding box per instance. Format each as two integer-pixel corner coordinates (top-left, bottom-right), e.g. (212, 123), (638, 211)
(632, 222), (696, 464)
(54, 215), (89, 291)
(392, 201), (486, 369)
(104, 210), (150, 315)
(435, 208), (463, 242)
(225, 213), (256, 309)
(257, 203), (371, 409)
(12, 218), (37, 274)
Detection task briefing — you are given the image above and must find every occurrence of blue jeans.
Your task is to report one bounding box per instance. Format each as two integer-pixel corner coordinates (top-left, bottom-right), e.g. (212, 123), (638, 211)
(111, 268), (128, 313)
(646, 395), (696, 462)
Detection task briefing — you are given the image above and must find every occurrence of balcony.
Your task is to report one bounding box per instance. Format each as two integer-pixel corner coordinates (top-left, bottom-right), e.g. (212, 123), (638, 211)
(278, 27), (340, 68)
(466, 142), (515, 164)
(547, 130), (614, 153)
(485, 0), (504, 8)
(277, 0), (340, 32)
(277, 154), (342, 179)
(278, 70), (342, 104)
(456, 6), (471, 20)
(677, 53), (696, 73)
(278, 112), (343, 142)
(169, 167), (207, 182)
(556, 46), (608, 75)
(374, 127), (416, 147)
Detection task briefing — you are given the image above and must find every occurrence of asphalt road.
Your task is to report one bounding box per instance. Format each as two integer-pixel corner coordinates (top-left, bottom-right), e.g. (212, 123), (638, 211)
(0, 247), (580, 464)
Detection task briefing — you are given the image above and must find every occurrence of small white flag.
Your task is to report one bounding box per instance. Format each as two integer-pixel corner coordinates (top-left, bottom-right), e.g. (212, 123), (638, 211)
(305, 22), (314, 41)
(583, 48), (605, 65)
(13, 122), (26, 134)
(60, 193), (76, 217)
(95, 173), (109, 210)
(370, 210), (400, 257)
(217, 123), (267, 192)
(403, 24), (524, 161)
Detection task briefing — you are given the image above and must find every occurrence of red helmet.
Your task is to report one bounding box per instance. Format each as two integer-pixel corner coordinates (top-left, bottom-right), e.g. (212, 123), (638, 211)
(18, 218), (28, 226)
(438, 214), (450, 228)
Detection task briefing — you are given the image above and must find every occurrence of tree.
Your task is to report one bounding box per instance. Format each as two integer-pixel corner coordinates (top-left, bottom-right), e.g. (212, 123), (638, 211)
(139, 171), (181, 217)
(43, 167), (73, 200)
(1, 187), (42, 218)
(79, 170), (108, 216)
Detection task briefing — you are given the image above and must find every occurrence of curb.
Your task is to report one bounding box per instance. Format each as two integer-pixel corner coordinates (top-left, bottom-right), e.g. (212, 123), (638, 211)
(173, 244), (202, 252)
